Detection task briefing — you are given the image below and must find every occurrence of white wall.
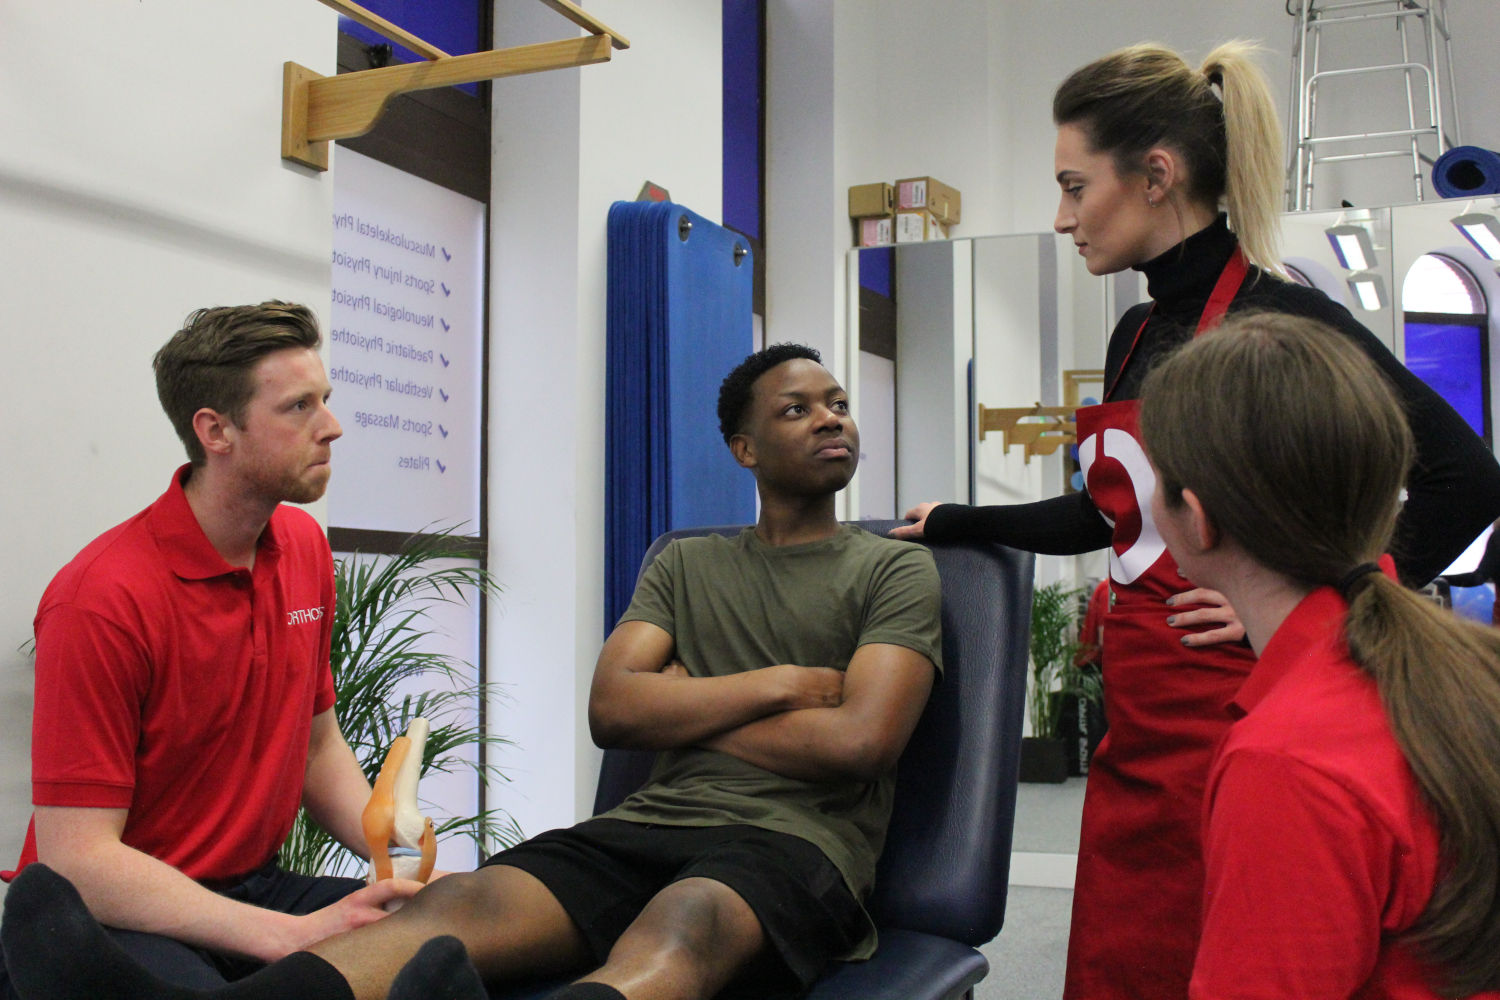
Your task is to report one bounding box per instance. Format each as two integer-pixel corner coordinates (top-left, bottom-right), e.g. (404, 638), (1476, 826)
(769, 0), (1007, 390)
(994, 2), (1291, 232)
(767, 0), (999, 372)
(831, 0), (1006, 235)
(488, 0), (722, 834)
(766, 1), (840, 370)
(0, 1), (337, 884)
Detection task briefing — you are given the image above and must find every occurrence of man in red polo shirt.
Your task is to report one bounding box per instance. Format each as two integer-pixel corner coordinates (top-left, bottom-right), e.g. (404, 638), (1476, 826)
(0, 302), (419, 994)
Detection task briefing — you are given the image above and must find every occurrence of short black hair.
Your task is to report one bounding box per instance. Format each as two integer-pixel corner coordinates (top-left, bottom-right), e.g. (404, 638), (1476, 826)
(716, 343), (822, 444)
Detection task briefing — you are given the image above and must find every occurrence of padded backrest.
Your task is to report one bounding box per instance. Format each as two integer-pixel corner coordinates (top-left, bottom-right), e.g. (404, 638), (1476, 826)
(592, 521), (1034, 947)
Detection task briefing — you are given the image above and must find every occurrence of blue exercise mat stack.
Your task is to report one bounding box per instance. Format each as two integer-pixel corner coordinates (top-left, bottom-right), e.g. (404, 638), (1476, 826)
(605, 201), (756, 630)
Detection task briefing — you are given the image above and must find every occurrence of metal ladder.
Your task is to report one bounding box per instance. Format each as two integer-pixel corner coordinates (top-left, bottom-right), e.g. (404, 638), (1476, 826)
(1285, 0), (1460, 211)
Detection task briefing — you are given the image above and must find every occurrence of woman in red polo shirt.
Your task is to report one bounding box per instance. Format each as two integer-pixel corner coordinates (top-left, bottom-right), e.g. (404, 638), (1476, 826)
(893, 41), (1500, 998)
(1139, 311), (1500, 999)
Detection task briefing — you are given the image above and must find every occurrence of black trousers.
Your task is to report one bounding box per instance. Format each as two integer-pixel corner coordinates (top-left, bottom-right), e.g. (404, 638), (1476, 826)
(0, 861), (364, 996)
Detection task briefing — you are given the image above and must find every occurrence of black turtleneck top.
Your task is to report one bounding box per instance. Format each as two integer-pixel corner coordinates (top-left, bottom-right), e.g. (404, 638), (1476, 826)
(923, 215), (1500, 586)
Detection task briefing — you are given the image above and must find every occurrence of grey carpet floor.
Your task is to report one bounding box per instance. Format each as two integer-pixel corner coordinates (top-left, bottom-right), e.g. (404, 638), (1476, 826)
(974, 775), (1087, 999)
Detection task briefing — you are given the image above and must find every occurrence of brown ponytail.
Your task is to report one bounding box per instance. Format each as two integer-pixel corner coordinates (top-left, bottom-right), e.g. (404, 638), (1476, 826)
(1343, 573), (1500, 996)
(1054, 41), (1283, 273)
(1141, 311), (1500, 994)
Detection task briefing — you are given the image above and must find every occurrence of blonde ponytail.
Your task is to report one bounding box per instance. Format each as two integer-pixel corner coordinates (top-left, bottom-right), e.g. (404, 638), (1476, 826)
(1201, 42), (1284, 274)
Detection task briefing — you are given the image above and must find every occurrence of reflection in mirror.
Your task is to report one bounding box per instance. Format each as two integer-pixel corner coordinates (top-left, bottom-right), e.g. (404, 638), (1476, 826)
(846, 234), (1122, 528)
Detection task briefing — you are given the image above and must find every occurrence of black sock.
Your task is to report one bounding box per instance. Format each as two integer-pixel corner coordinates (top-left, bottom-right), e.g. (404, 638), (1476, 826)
(388, 936), (486, 1000)
(220, 952), (355, 1000)
(547, 983), (628, 1000)
(2, 863), (198, 1000)
(1, 863), (354, 1000)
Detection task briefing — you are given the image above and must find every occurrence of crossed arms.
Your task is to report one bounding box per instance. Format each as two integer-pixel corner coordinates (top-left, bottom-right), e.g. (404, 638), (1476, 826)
(587, 620), (936, 784)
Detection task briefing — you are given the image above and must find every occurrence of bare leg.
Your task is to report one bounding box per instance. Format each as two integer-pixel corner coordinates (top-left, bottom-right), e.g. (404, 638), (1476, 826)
(582, 878), (766, 1000)
(312, 866), (591, 1000)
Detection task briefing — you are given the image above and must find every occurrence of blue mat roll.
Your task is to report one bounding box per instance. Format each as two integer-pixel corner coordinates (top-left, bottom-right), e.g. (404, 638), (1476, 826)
(1433, 145), (1500, 198)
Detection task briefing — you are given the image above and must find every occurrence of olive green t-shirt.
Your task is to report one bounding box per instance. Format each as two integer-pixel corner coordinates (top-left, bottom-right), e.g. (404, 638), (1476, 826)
(603, 525), (942, 958)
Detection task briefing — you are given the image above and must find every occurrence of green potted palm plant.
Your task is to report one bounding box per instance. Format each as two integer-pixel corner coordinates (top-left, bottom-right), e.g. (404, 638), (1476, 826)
(279, 528), (522, 877)
(1019, 580), (1099, 783)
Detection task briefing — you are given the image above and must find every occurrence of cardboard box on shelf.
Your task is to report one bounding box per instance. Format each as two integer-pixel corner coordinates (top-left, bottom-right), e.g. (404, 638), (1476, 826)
(856, 215), (894, 247)
(848, 182), (895, 219)
(895, 176), (961, 226)
(894, 209), (948, 243)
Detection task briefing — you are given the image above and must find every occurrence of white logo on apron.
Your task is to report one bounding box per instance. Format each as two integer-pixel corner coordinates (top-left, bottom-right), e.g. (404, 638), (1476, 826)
(1077, 428), (1167, 586)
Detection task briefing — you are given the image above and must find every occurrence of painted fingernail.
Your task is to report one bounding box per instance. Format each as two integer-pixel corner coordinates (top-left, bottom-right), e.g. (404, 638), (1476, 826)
(1164, 597), (1176, 606)
(1166, 616), (1177, 626)
(1181, 635), (1192, 646)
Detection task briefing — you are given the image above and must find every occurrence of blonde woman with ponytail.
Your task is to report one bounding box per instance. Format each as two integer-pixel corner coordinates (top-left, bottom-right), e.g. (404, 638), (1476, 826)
(1141, 311), (1500, 999)
(893, 41), (1500, 999)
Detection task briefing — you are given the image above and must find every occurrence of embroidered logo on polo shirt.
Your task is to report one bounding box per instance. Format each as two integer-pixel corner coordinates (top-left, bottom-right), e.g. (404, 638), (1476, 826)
(287, 606), (326, 625)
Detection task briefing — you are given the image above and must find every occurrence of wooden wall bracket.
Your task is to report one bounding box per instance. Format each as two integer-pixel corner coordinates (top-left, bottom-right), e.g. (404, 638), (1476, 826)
(977, 404), (1076, 464)
(284, 0), (628, 171)
(975, 371), (1106, 464)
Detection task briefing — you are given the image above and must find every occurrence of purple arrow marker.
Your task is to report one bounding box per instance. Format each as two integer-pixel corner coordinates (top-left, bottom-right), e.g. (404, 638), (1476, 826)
(441, 283), (451, 297)
(439, 388), (449, 402)
(440, 318), (450, 332)
(441, 247), (451, 262)
(436, 459), (447, 474)
(439, 424), (449, 438)
(440, 353), (450, 367)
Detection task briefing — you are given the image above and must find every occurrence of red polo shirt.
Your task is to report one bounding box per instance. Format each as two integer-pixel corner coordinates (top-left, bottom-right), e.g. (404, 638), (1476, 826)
(9, 466), (336, 884)
(1191, 584), (1494, 999)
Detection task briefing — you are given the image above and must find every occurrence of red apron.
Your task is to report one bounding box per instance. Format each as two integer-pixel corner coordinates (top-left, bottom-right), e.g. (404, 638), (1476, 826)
(1063, 252), (1257, 1000)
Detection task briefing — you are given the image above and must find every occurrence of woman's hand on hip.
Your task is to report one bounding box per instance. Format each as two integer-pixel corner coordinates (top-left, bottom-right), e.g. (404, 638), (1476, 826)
(1166, 587), (1246, 646)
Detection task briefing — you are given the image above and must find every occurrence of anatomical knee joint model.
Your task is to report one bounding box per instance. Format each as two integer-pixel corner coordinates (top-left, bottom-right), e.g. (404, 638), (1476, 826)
(363, 717), (437, 884)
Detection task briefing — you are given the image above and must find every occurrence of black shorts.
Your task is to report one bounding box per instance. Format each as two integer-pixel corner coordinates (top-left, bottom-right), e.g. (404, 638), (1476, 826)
(481, 818), (870, 996)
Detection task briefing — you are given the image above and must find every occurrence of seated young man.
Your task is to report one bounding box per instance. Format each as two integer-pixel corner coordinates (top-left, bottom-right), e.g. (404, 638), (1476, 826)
(2, 343), (943, 1000)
